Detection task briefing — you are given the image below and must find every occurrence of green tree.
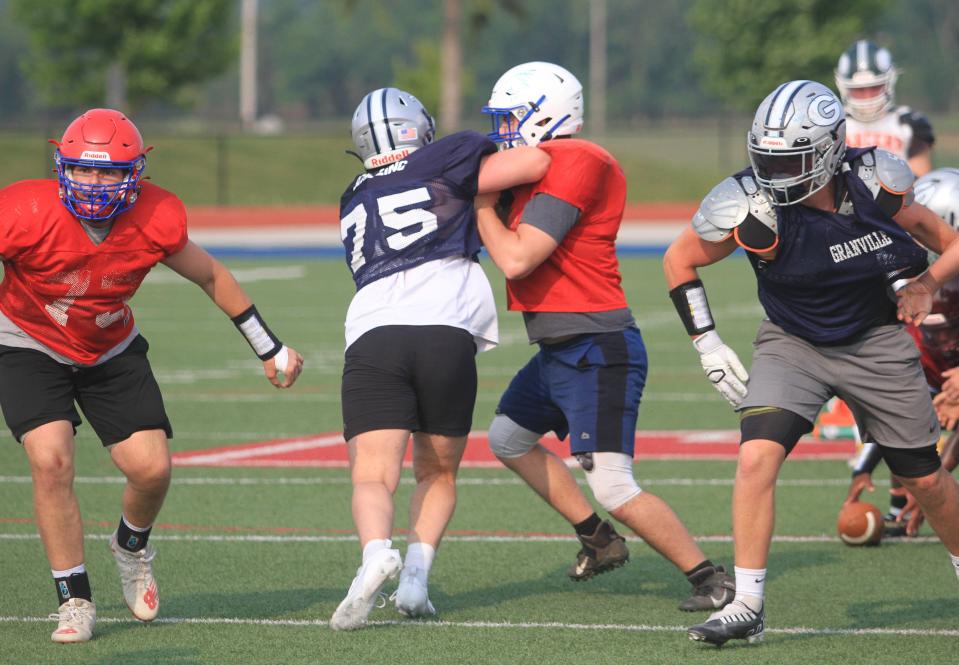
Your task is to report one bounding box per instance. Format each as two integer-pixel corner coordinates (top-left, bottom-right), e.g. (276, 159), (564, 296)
(12, 0), (236, 112)
(687, 0), (891, 111)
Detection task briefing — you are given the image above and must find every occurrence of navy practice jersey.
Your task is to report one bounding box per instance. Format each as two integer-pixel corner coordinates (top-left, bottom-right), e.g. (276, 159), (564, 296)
(741, 148), (929, 344)
(339, 131), (496, 290)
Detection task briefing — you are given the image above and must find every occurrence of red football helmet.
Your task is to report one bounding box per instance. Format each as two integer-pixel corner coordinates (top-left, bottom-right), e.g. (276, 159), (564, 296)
(919, 279), (959, 368)
(51, 109), (152, 221)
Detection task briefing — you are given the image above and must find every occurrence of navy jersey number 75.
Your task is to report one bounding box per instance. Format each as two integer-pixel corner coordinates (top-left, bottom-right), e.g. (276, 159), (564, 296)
(339, 130), (496, 290)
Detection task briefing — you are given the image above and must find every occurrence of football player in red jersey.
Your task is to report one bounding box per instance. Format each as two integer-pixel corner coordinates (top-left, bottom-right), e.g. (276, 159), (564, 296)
(0, 109), (304, 643)
(474, 62), (735, 612)
(844, 168), (959, 536)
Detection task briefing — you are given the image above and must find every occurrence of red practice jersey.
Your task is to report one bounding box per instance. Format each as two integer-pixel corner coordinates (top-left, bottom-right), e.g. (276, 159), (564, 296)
(504, 139), (628, 312)
(0, 180), (188, 364)
(908, 324), (948, 394)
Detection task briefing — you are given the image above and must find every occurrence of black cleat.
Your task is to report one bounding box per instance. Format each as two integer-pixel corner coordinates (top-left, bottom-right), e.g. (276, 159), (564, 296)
(567, 520), (629, 581)
(679, 564), (736, 611)
(688, 599), (764, 646)
(882, 513), (909, 538)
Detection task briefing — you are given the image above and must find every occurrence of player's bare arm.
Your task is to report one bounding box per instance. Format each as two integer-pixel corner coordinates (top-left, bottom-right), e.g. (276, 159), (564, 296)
(162, 241), (304, 388)
(474, 194), (559, 280)
(909, 149), (934, 179)
(476, 146), (550, 194)
(896, 203), (959, 325)
(662, 226), (738, 290)
(894, 199), (959, 256)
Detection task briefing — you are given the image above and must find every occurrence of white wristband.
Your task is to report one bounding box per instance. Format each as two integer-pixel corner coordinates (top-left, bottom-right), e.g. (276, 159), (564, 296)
(273, 345), (289, 374)
(693, 330), (723, 354)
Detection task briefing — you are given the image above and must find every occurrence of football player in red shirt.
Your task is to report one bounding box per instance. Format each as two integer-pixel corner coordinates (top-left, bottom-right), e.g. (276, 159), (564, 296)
(845, 168), (959, 535)
(475, 62), (734, 612)
(0, 109), (304, 643)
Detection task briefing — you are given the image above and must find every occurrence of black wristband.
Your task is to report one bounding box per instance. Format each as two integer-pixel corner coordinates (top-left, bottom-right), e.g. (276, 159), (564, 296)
(669, 279), (715, 336)
(851, 442), (883, 477)
(231, 304), (282, 360)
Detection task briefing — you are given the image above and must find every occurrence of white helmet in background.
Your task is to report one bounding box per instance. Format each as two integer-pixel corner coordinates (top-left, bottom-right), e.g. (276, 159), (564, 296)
(835, 40), (898, 122)
(747, 80), (846, 206)
(482, 61), (584, 148)
(915, 168), (959, 230)
(351, 87), (435, 170)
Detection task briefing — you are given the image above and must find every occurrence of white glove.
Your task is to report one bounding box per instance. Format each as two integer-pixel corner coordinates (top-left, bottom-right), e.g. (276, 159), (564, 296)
(693, 330), (749, 407)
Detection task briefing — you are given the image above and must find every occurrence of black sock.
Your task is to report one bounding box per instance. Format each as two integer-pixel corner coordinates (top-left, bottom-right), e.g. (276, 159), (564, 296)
(54, 572), (92, 605)
(889, 494), (908, 512)
(117, 516), (152, 553)
(573, 513), (603, 538)
(684, 559), (715, 585)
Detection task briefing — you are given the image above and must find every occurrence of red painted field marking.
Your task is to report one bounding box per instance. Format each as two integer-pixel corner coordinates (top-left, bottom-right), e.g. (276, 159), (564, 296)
(171, 431), (856, 468)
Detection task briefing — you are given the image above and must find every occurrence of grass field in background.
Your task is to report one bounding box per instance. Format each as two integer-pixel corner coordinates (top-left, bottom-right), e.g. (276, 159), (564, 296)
(4, 122), (959, 206)
(0, 257), (955, 664)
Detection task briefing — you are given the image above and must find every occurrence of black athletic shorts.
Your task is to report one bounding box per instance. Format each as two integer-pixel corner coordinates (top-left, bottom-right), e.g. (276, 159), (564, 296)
(0, 335), (172, 446)
(341, 325), (477, 441)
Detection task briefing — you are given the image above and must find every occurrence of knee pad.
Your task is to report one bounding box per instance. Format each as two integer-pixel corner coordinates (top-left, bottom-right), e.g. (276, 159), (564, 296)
(488, 414), (540, 459)
(740, 406), (812, 455)
(582, 451), (642, 512)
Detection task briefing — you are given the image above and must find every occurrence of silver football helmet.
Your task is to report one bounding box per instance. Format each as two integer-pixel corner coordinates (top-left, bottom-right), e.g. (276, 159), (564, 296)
(351, 87), (435, 170)
(747, 80), (846, 206)
(915, 168), (959, 231)
(482, 61), (584, 148)
(835, 40), (897, 122)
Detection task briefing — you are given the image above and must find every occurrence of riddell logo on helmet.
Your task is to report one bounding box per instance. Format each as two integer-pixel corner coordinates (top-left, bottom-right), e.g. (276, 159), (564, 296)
(759, 137), (787, 148)
(369, 150), (410, 168)
(80, 150), (111, 161)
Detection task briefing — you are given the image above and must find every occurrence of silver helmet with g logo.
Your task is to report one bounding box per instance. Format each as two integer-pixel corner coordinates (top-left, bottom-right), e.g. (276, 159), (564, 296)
(747, 80), (846, 206)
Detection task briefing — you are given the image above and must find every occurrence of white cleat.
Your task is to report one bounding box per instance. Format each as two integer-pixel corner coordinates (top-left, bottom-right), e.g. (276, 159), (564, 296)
(330, 548), (402, 631)
(50, 598), (96, 644)
(109, 532), (159, 621)
(393, 566), (436, 618)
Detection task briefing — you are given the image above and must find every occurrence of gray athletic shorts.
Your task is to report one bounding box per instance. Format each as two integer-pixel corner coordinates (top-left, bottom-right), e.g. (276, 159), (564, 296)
(739, 320), (939, 449)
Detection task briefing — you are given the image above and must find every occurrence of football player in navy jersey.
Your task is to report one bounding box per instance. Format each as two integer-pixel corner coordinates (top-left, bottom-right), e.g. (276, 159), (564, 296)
(836, 39), (935, 176)
(329, 87), (549, 631)
(663, 80), (959, 646)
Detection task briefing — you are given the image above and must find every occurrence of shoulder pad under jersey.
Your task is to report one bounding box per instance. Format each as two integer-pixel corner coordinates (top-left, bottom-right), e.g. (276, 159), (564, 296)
(851, 149), (916, 216)
(692, 175), (778, 250)
(854, 149), (915, 196)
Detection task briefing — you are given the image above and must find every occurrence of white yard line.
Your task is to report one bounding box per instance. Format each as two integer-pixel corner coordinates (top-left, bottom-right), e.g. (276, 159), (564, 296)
(0, 614), (955, 638)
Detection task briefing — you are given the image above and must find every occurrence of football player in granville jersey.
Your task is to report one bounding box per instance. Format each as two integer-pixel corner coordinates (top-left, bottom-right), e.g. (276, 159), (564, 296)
(844, 168), (959, 536)
(474, 62), (735, 613)
(0, 109), (304, 643)
(836, 39), (935, 176)
(329, 88), (549, 631)
(664, 80), (959, 646)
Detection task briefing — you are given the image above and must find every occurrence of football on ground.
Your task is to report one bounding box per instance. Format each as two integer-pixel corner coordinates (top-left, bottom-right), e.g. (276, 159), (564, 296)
(837, 501), (883, 546)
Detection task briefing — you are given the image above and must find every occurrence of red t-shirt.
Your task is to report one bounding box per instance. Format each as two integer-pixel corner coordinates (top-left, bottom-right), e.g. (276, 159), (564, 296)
(0, 180), (188, 364)
(504, 139), (628, 312)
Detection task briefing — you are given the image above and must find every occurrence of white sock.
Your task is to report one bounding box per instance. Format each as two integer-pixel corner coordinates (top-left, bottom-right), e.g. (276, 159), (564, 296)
(950, 553), (959, 582)
(404, 542), (436, 574)
(733, 566), (766, 610)
(51, 563), (86, 578)
(362, 538), (392, 564)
